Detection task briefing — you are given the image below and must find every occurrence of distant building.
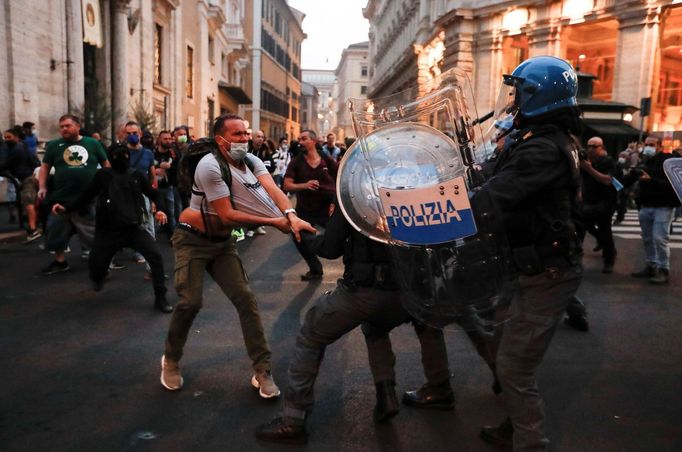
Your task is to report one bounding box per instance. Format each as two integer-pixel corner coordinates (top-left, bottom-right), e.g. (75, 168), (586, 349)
(244, 0), (305, 141)
(364, 0), (682, 149)
(334, 41), (369, 140)
(300, 82), (319, 132)
(302, 69), (337, 135)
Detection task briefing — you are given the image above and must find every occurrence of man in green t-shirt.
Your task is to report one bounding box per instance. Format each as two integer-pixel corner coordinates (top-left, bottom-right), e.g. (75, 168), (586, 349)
(38, 114), (109, 275)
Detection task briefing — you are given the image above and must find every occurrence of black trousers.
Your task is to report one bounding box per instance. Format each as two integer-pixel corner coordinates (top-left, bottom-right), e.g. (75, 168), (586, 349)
(585, 209), (616, 265)
(89, 226), (167, 296)
(282, 281), (450, 423)
(293, 211), (329, 275)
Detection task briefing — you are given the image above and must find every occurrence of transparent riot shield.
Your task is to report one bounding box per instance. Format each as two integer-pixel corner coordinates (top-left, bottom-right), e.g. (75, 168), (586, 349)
(338, 68), (515, 330)
(663, 158), (682, 202)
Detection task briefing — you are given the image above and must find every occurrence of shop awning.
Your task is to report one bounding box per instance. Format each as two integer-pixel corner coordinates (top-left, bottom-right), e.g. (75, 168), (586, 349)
(583, 121), (641, 137)
(582, 120), (642, 154)
(218, 81), (252, 104)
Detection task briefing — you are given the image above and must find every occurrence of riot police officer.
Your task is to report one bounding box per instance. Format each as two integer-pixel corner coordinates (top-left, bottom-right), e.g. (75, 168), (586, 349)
(476, 56), (583, 450)
(254, 203), (453, 445)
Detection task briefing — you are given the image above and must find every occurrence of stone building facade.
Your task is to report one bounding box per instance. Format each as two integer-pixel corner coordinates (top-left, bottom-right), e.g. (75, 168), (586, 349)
(299, 81), (319, 132)
(244, 0), (305, 142)
(334, 41), (370, 140)
(302, 69), (337, 135)
(1, 0), (253, 143)
(364, 0), (682, 149)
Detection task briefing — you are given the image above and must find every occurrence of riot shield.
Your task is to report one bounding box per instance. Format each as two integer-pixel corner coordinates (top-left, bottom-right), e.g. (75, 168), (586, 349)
(338, 68), (515, 330)
(663, 158), (682, 202)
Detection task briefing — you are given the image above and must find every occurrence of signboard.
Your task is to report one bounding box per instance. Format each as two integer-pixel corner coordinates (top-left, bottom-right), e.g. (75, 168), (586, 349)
(82, 0), (103, 48)
(379, 175), (477, 245)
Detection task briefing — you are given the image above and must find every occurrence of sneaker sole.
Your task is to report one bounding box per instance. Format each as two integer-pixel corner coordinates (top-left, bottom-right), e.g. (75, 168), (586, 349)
(42, 266), (70, 275)
(23, 235), (42, 244)
(251, 375), (281, 398)
(160, 356), (183, 391)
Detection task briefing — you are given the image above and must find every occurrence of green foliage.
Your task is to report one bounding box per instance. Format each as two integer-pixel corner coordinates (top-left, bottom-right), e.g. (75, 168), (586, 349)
(72, 89), (116, 140)
(132, 95), (158, 133)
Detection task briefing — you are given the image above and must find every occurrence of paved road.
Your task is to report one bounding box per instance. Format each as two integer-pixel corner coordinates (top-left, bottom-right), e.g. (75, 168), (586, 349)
(1, 216), (681, 451)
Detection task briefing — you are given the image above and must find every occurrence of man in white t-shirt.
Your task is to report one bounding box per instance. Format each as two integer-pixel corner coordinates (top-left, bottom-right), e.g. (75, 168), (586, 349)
(160, 114), (315, 399)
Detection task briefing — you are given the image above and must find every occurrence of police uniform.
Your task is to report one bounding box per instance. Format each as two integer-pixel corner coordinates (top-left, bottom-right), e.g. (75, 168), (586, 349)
(481, 57), (582, 451)
(256, 204), (452, 444)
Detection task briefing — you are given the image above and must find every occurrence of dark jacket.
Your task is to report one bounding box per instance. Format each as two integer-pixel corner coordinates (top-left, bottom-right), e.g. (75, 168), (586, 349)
(0, 141), (37, 181)
(481, 125), (582, 270)
(625, 151), (681, 208)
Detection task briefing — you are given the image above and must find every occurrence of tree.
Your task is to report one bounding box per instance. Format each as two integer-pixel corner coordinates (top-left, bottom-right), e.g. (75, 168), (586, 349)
(132, 95), (158, 133)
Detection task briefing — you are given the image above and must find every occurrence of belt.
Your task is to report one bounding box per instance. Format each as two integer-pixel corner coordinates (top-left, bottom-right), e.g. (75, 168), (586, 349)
(177, 222), (232, 242)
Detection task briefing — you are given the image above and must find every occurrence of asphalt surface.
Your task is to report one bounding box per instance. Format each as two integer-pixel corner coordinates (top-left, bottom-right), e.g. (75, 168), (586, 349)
(1, 212), (681, 451)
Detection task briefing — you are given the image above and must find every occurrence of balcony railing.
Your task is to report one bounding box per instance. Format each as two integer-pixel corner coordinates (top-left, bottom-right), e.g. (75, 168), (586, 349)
(225, 23), (244, 41)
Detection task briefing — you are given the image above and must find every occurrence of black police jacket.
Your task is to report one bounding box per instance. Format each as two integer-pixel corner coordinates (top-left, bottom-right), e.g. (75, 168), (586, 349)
(481, 125), (582, 270)
(312, 204), (398, 290)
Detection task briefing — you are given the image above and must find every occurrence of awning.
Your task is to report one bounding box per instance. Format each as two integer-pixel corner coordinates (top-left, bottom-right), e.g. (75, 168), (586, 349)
(583, 121), (641, 137)
(218, 81), (252, 104)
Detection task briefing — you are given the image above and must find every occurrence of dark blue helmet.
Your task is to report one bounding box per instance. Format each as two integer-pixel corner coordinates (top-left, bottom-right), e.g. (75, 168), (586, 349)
(504, 56), (578, 118)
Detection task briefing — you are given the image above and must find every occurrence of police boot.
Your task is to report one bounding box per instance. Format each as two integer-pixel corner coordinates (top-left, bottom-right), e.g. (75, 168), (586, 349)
(154, 294), (173, 313)
(480, 417), (513, 447)
(631, 263), (656, 278)
(373, 380), (399, 422)
(402, 381), (454, 410)
(255, 416), (308, 445)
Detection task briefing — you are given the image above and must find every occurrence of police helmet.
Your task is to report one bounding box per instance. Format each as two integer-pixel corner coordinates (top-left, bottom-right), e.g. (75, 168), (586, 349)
(505, 56), (578, 118)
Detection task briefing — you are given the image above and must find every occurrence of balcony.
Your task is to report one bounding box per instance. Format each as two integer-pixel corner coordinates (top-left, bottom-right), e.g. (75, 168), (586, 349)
(224, 23), (245, 42)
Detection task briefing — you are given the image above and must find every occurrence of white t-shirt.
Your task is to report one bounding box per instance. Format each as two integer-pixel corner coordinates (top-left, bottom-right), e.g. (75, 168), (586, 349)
(190, 153), (281, 218)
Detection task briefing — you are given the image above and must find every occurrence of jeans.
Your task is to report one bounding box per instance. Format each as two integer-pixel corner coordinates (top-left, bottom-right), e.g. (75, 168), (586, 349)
(496, 264), (583, 451)
(164, 228), (272, 373)
(282, 282), (450, 423)
(638, 207), (674, 270)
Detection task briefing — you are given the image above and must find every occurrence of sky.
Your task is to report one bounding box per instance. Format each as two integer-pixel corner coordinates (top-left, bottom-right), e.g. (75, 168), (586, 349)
(287, 0), (370, 71)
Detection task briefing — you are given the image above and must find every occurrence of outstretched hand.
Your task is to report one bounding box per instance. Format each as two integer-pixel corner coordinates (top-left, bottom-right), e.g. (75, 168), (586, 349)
(51, 203), (66, 215)
(288, 215), (316, 242)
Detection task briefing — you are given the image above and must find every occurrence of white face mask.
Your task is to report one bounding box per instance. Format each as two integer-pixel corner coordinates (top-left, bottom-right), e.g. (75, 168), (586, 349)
(642, 145), (656, 157)
(228, 142), (248, 161)
(618, 157), (626, 165)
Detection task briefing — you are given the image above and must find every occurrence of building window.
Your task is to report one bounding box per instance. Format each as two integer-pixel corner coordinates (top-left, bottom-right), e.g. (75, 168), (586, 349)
(208, 35), (215, 65)
(361, 85), (368, 95)
(186, 45), (194, 99)
(361, 65), (368, 77)
(154, 24), (163, 85)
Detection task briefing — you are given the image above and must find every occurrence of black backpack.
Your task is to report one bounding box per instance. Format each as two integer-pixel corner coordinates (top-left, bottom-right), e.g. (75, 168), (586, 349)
(101, 168), (146, 227)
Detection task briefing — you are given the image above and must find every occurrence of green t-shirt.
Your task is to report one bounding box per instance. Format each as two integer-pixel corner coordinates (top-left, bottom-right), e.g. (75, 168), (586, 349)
(43, 136), (108, 204)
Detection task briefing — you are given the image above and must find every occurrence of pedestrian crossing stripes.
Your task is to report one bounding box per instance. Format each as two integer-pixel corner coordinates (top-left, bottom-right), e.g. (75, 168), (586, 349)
(612, 211), (682, 249)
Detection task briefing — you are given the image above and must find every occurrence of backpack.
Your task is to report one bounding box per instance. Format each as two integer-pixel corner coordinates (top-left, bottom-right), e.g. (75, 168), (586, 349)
(101, 168), (146, 227)
(177, 138), (255, 236)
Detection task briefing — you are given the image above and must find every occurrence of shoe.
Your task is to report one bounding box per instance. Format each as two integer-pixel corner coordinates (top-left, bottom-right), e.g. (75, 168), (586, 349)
(255, 226), (267, 235)
(649, 268), (669, 285)
(255, 417), (308, 445)
(300, 271), (323, 281)
(81, 250), (90, 260)
(373, 380), (399, 422)
(91, 279), (104, 292)
(631, 263), (657, 278)
(564, 315), (589, 332)
(402, 382), (455, 410)
(41, 260), (70, 275)
(602, 263), (614, 274)
(135, 255), (146, 264)
(480, 417), (513, 447)
(251, 371), (281, 398)
(160, 355), (183, 390)
(49, 246), (71, 255)
(23, 229), (42, 244)
(232, 228), (245, 242)
(109, 260), (126, 270)
(246, 229), (255, 238)
(154, 294), (173, 313)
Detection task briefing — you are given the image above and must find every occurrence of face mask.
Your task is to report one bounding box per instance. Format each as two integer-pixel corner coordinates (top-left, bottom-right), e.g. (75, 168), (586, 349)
(127, 134), (140, 146)
(176, 135), (188, 144)
(281, 144), (288, 151)
(642, 146), (656, 157)
(228, 142), (248, 161)
(618, 157), (626, 165)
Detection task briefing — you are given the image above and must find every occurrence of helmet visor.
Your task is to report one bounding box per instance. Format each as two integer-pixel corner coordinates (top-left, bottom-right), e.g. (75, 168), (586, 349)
(473, 80), (518, 162)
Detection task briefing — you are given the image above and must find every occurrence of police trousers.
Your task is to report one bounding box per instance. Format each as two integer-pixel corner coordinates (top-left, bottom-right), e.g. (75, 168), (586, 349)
(282, 281), (451, 423)
(496, 264), (582, 451)
(164, 229), (272, 373)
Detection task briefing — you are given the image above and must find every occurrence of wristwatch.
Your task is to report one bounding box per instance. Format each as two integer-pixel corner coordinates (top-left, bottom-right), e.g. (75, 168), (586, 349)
(283, 208), (297, 218)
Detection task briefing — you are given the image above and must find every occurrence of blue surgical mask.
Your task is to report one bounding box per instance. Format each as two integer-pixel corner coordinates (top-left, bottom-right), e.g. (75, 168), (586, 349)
(642, 146), (656, 157)
(127, 134), (140, 146)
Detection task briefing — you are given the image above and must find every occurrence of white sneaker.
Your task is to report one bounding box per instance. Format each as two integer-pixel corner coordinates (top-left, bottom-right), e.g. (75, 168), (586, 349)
(255, 226), (267, 235)
(251, 371), (280, 398)
(246, 229), (255, 238)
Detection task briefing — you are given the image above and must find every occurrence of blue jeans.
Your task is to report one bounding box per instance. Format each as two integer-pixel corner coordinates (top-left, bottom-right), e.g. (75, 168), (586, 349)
(157, 186), (177, 234)
(638, 206), (674, 270)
